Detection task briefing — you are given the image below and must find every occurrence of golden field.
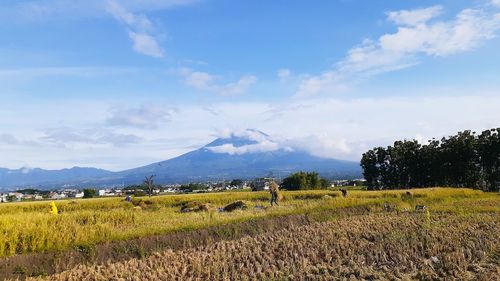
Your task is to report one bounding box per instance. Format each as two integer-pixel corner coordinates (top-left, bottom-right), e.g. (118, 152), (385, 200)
(0, 188), (497, 258)
(0, 188), (498, 280)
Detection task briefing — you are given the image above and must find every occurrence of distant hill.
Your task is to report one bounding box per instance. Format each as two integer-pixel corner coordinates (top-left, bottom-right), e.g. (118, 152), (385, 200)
(0, 167), (113, 190)
(0, 129), (362, 189)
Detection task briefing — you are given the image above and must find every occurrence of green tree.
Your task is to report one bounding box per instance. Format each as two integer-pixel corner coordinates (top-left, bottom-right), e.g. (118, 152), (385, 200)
(440, 131), (480, 187)
(361, 149), (379, 190)
(230, 179), (243, 187)
(360, 128), (500, 191)
(477, 128), (500, 192)
(417, 139), (443, 187)
(83, 188), (97, 198)
(179, 183), (207, 191)
(281, 172), (327, 190)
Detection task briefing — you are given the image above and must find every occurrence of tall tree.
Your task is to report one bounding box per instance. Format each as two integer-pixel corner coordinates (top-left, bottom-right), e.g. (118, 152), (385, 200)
(361, 149), (379, 190)
(440, 131), (479, 187)
(144, 175), (156, 197)
(477, 128), (500, 192)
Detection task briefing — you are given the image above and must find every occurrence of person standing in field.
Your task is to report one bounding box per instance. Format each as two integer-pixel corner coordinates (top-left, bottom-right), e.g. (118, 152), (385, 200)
(269, 181), (280, 206)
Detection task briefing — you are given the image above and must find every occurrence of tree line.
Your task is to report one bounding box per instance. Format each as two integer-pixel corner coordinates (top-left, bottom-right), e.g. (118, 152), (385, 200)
(360, 128), (500, 192)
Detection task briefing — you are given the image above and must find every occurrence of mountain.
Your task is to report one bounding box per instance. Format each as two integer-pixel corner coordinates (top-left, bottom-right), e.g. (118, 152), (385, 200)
(0, 167), (113, 190)
(89, 129), (362, 185)
(0, 130), (362, 189)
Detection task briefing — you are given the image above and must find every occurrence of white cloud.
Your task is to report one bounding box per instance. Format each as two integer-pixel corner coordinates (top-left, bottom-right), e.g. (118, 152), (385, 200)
(492, 0), (500, 8)
(296, 71), (350, 97)
(387, 6), (443, 26)
(180, 68), (257, 95)
(41, 127), (142, 146)
(206, 129), (352, 158)
(297, 4), (500, 96)
(128, 31), (164, 58)
(106, 0), (165, 58)
(107, 0), (153, 32)
(212, 128), (270, 142)
(106, 104), (174, 129)
(283, 135), (351, 159)
(380, 9), (500, 56)
(206, 141), (281, 155)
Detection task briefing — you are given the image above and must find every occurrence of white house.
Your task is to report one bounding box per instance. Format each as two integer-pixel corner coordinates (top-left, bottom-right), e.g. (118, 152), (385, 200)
(9, 192), (24, 201)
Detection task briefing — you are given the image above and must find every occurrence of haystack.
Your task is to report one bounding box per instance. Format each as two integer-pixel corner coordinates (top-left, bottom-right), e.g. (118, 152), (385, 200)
(223, 200), (248, 212)
(181, 202), (213, 213)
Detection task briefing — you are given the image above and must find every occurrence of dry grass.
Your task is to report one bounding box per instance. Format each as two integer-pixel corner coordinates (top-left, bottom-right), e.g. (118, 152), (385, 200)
(26, 212), (499, 281)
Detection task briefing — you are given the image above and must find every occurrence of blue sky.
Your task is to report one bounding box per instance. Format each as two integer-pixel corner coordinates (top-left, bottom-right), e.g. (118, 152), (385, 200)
(1, 0), (500, 170)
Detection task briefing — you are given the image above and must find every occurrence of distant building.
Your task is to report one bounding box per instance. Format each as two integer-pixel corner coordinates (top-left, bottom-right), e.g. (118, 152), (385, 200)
(9, 192), (24, 201)
(250, 178), (276, 191)
(50, 192), (66, 200)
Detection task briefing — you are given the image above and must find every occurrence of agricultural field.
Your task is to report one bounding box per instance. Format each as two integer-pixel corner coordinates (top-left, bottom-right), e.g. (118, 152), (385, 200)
(0, 188), (499, 280)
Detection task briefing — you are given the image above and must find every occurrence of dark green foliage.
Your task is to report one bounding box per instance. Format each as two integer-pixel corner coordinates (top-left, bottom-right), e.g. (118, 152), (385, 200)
(477, 129), (500, 192)
(179, 183), (207, 191)
(83, 189), (97, 198)
(133, 190), (146, 197)
(230, 179), (243, 187)
(281, 172), (329, 190)
(361, 128), (500, 192)
(16, 189), (48, 195)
